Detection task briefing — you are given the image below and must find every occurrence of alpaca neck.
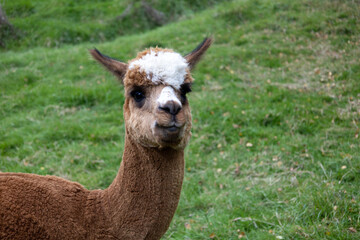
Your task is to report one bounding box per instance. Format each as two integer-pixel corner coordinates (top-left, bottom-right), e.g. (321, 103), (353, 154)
(101, 132), (185, 239)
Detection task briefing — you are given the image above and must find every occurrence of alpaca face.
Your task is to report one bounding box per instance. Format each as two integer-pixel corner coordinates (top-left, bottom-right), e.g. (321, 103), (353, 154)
(122, 48), (193, 149)
(90, 38), (212, 149)
(123, 83), (192, 149)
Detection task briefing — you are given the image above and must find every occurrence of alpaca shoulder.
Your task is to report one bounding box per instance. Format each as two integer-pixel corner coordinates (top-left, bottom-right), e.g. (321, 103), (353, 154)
(0, 173), (89, 239)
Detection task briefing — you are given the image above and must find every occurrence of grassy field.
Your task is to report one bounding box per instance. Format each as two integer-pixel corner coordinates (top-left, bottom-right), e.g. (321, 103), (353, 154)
(1, 0), (227, 50)
(1, 0), (360, 239)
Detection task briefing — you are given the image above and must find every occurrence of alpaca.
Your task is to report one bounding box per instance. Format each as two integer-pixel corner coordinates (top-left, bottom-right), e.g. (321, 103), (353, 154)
(0, 38), (212, 239)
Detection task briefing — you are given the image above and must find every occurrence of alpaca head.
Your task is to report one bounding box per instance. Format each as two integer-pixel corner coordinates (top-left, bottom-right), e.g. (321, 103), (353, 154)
(90, 38), (212, 149)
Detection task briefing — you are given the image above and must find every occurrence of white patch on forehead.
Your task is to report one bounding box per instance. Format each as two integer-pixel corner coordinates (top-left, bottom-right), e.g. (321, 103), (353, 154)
(129, 51), (188, 90)
(157, 86), (182, 107)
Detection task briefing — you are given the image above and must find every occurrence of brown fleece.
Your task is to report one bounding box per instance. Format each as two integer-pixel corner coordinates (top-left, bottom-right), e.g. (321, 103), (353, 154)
(0, 38), (212, 239)
(0, 134), (184, 239)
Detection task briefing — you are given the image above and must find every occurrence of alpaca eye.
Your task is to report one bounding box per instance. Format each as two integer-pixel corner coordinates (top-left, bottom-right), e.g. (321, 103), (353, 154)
(131, 90), (145, 102)
(180, 92), (187, 103)
(180, 83), (192, 103)
(180, 83), (192, 95)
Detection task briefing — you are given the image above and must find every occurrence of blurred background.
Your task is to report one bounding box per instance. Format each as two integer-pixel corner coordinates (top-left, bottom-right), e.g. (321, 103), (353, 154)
(1, 0), (359, 239)
(0, 0), (226, 49)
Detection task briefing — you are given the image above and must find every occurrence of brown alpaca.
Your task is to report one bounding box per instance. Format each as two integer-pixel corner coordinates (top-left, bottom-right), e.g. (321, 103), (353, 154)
(0, 38), (212, 240)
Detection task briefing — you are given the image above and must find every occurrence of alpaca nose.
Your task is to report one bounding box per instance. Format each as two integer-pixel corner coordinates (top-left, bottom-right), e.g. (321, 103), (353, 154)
(159, 101), (182, 115)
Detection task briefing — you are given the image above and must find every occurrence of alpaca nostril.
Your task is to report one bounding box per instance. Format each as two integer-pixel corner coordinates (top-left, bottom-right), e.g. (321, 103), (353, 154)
(159, 101), (182, 115)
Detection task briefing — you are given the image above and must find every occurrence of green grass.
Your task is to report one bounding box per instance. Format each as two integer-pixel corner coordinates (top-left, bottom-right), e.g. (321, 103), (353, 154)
(1, 0), (360, 239)
(1, 0), (228, 50)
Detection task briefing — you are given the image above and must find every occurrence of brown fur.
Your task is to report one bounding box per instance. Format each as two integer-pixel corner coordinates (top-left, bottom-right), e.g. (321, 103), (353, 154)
(124, 84), (192, 150)
(185, 38), (213, 70)
(90, 48), (128, 83)
(0, 38), (212, 239)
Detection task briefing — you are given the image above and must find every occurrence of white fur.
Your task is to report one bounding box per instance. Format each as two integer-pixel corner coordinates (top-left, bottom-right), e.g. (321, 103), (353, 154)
(157, 86), (181, 107)
(129, 51), (188, 90)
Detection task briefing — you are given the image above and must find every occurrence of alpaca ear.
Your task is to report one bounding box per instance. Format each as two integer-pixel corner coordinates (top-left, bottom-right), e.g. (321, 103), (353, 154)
(90, 48), (128, 84)
(184, 37), (213, 70)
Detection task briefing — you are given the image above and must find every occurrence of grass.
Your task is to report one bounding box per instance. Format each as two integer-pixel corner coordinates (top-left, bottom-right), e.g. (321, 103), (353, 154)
(1, 0), (228, 50)
(1, 0), (360, 239)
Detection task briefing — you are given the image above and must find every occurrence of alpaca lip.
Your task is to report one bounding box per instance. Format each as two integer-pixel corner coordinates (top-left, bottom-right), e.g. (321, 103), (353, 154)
(156, 123), (180, 132)
(164, 126), (179, 132)
(156, 121), (183, 128)
(155, 122), (185, 134)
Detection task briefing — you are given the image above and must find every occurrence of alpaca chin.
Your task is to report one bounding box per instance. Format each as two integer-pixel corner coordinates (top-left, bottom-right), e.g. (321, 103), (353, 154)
(153, 123), (186, 148)
(157, 122), (192, 150)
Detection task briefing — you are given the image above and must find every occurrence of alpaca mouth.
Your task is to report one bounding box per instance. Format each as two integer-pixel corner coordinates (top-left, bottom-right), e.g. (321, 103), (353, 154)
(155, 122), (184, 132)
(162, 126), (179, 132)
(158, 125), (181, 133)
(154, 122), (185, 145)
